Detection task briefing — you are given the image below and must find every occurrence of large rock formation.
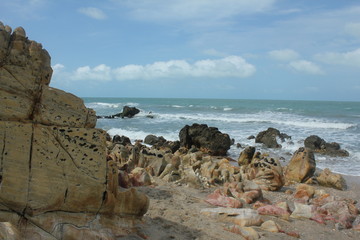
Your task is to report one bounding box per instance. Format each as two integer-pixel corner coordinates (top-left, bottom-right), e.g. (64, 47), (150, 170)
(0, 22), (148, 239)
(179, 123), (232, 156)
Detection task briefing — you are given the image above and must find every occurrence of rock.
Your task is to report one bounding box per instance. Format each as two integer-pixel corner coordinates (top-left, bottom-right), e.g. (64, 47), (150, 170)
(304, 135), (349, 157)
(0, 222), (21, 240)
(144, 134), (166, 145)
(255, 127), (290, 148)
(241, 157), (284, 191)
(0, 22), (149, 239)
(120, 106), (140, 118)
(257, 204), (291, 219)
(317, 200), (357, 229)
(294, 184), (315, 201)
(112, 134), (132, 145)
(238, 146), (256, 166)
(179, 123), (232, 155)
(99, 106), (140, 119)
(284, 147), (316, 183)
(290, 202), (313, 219)
(261, 220), (281, 233)
(201, 208), (263, 227)
(316, 168), (347, 190)
(226, 225), (260, 240)
(205, 189), (243, 208)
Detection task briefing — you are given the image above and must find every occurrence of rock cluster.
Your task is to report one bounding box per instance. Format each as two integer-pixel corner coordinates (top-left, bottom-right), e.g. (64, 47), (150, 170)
(304, 135), (349, 157)
(0, 22), (148, 239)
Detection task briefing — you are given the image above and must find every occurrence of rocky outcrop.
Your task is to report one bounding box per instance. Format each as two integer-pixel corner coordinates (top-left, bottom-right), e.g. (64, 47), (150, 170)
(304, 135), (349, 157)
(179, 123), (232, 155)
(99, 106), (140, 119)
(0, 22), (148, 239)
(255, 127), (290, 148)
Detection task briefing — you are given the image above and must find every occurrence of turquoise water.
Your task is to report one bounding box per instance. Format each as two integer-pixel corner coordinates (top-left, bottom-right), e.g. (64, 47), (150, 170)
(83, 98), (360, 176)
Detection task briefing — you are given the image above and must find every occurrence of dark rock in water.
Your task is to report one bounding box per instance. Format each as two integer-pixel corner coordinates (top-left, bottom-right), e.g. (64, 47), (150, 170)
(255, 127), (290, 148)
(121, 106), (140, 118)
(304, 135), (349, 157)
(144, 134), (166, 145)
(179, 123), (232, 156)
(98, 106), (140, 119)
(247, 135), (255, 140)
(113, 134), (132, 145)
(144, 134), (180, 153)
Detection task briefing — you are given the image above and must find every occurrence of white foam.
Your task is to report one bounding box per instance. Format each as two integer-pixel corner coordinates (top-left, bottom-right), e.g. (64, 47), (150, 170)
(224, 107), (232, 111)
(107, 128), (178, 142)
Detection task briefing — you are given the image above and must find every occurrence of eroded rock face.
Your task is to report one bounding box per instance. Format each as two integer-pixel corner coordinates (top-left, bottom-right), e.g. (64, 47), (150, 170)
(0, 22), (148, 239)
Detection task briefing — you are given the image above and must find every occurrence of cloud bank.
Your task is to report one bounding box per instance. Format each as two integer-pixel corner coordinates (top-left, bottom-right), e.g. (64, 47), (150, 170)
(54, 56), (256, 82)
(315, 48), (360, 67)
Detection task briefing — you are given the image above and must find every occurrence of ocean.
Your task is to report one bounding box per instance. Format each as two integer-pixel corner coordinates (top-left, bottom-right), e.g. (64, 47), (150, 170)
(83, 98), (360, 176)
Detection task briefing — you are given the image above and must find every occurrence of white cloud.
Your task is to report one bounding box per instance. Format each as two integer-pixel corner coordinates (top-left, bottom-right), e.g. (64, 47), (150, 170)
(67, 56), (255, 82)
(315, 48), (360, 67)
(268, 49), (299, 61)
(288, 60), (324, 75)
(345, 22), (360, 38)
(72, 64), (112, 81)
(52, 63), (64, 73)
(78, 7), (107, 20)
(119, 0), (275, 22)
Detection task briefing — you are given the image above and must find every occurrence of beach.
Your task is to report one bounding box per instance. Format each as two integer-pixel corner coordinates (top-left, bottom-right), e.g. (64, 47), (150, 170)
(122, 174), (360, 240)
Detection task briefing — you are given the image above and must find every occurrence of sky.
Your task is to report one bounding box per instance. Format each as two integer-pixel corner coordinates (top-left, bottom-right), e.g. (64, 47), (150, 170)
(1, 0), (360, 101)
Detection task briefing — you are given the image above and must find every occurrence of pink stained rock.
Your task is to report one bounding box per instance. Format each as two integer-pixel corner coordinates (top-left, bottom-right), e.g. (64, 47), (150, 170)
(205, 189), (243, 208)
(257, 204), (291, 219)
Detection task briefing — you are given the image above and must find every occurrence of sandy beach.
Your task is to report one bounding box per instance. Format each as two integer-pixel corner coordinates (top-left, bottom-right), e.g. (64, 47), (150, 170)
(120, 173), (360, 240)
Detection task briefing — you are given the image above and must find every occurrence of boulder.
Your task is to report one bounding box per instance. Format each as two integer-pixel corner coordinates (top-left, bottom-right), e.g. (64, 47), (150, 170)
(0, 22), (149, 239)
(179, 123), (232, 155)
(284, 147), (316, 183)
(316, 168), (347, 190)
(255, 127), (290, 148)
(144, 134), (166, 145)
(120, 106), (140, 118)
(112, 134), (132, 145)
(238, 146), (256, 166)
(304, 135), (349, 157)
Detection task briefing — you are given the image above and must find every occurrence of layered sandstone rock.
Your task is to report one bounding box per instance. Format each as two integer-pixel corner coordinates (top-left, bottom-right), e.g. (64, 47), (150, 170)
(284, 147), (316, 183)
(0, 22), (148, 239)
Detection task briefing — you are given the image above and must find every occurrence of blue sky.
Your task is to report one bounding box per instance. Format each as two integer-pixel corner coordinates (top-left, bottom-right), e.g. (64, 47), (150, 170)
(1, 0), (360, 101)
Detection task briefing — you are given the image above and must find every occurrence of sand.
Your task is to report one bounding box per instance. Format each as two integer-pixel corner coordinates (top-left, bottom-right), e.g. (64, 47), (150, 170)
(121, 174), (360, 240)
